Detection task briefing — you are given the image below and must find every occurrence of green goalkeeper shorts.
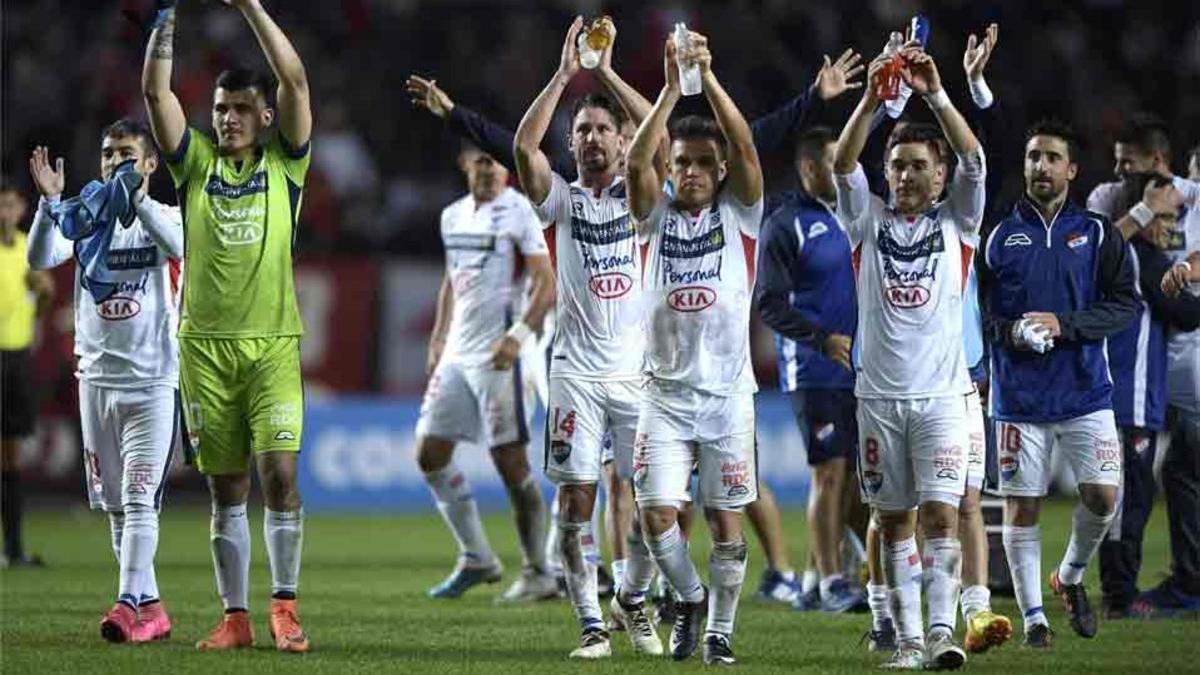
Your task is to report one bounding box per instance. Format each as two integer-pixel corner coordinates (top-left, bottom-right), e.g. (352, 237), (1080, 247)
(179, 336), (304, 475)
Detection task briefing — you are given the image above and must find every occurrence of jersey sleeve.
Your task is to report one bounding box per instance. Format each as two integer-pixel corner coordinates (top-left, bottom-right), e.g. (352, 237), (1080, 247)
(513, 197), (550, 256)
(1172, 176), (1200, 205)
(163, 127), (215, 189)
(835, 163), (875, 246)
(267, 133), (313, 187)
(1086, 182), (1120, 218)
(533, 171), (571, 230)
(721, 185), (765, 239)
(946, 147), (987, 237)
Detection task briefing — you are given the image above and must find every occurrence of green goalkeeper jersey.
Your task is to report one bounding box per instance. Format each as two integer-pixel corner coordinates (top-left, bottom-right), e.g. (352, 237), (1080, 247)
(166, 127), (310, 338)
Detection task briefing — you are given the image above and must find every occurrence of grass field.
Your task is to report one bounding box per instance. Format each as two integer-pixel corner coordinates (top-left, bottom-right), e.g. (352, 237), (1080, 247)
(1, 500), (1195, 674)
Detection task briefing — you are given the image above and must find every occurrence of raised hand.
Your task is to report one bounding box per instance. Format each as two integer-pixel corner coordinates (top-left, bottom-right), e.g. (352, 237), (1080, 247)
(814, 48), (865, 101)
(29, 146), (65, 198)
(664, 37), (681, 93)
(680, 30), (712, 75)
(558, 16), (584, 80)
(963, 23), (999, 80)
(405, 75), (455, 119)
(1144, 180), (1183, 214)
(899, 47), (942, 95)
(596, 16), (617, 72)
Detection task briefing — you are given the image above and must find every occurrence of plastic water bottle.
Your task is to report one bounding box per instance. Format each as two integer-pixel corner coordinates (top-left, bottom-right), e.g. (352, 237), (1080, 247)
(577, 18), (611, 70)
(673, 23), (703, 96)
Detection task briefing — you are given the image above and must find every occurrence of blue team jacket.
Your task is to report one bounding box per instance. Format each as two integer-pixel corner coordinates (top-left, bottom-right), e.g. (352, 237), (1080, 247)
(977, 198), (1136, 422)
(755, 190), (857, 391)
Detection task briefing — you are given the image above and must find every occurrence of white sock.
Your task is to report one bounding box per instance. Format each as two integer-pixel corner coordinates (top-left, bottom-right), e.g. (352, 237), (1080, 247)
(108, 512), (125, 564)
(611, 558), (627, 595)
(884, 537), (924, 644)
(264, 508), (303, 598)
(707, 539), (747, 636)
(211, 504), (250, 611)
(425, 464), (494, 564)
(923, 538), (961, 636)
(960, 584), (991, 622)
(507, 475), (548, 572)
(801, 569), (819, 594)
(1057, 503), (1114, 586)
(868, 582), (892, 631)
(645, 524), (704, 603)
(619, 520), (656, 603)
(545, 494), (563, 576)
(819, 573), (845, 600)
(140, 565), (160, 605)
(1003, 524), (1047, 631)
(559, 520), (603, 630)
(118, 504), (159, 608)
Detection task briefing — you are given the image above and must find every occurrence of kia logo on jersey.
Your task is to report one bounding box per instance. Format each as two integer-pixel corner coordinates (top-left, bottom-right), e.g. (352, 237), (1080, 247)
(96, 296), (141, 321)
(885, 285), (930, 308)
(588, 272), (633, 299)
(667, 286), (716, 312)
(216, 222), (264, 246)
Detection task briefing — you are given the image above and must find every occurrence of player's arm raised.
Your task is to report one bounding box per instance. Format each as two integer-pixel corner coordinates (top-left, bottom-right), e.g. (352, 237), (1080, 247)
(833, 55), (887, 175)
(903, 47), (979, 156)
(627, 38), (681, 224)
(514, 16), (583, 205)
(229, 0), (311, 147)
(695, 32), (762, 206)
(593, 18), (669, 180)
(141, 1), (187, 156)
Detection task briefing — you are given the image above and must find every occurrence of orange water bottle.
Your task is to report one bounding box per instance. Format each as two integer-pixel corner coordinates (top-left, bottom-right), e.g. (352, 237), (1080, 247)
(873, 33), (904, 101)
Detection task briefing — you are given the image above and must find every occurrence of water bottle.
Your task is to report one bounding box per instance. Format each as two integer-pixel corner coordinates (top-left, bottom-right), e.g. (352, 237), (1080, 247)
(673, 23), (703, 96)
(577, 18), (611, 70)
(873, 32), (904, 101)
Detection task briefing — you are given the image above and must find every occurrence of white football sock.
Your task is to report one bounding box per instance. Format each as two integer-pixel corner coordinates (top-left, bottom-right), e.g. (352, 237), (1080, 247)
(923, 537), (961, 636)
(868, 582), (893, 631)
(559, 519), (603, 630)
(707, 539), (748, 636)
(264, 507), (303, 598)
(645, 524), (704, 603)
(619, 520), (656, 603)
(801, 568), (819, 595)
(1057, 503), (1114, 586)
(118, 504), (159, 608)
(140, 564), (160, 605)
(960, 584), (991, 622)
(424, 463), (494, 564)
(545, 494), (563, 576)
(507, 475), (548, 572)
(211, 503), (250, 611)
(884, 537), (924, 644)
(1003, 524), (1047, 630)
(108, 512), (125, 565)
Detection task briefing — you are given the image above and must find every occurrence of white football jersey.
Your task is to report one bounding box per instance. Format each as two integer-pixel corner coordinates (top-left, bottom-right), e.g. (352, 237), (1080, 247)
(440, 187), (549, 365)
(640, 186), (763, 396)
(1089, 176), (1200, 412)
(31, 197), (183, 389)
(836, 148), (986, 399)
(534, 172), (645, 380)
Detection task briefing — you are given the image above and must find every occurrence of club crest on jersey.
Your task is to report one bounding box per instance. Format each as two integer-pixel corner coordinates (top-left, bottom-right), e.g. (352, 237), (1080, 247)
(1067, 233), (1089, 249)
(588, 272), (633, 299)
(861, 469), (883, 494)
(808, 221), (829, 238)
(96, 295), (141, 321)
(885, 285), (930, 308)
(1004, 233), (1032, 247)
(550, 440), (572, 464)
(667, 285), (716, 312)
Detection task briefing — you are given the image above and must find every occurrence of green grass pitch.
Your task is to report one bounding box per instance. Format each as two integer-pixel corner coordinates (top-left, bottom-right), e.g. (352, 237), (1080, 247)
(2, 500), (1195, 674)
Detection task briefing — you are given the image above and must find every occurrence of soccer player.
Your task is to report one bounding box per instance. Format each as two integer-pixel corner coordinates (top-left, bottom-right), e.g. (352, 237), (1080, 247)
(834, 43), (985, 669)
(514, 17), (665, 658)
(1100, 172), (1200, 617)
(142, 0), (313, 652)
(755, 126), (866, 613)
(619, 31), (763, 666)
(977, 119), (1136, 647)
(25, 123), (181, 643)
(418, 143), (555, 603)
(0, 185), (53, 570)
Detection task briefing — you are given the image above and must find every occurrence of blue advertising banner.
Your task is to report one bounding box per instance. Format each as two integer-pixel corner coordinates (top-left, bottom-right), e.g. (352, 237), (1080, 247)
(297, 393), (813, 512)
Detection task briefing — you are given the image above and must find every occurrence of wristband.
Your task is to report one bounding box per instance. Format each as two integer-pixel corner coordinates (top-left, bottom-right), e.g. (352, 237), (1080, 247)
(968, 76), (994, 109)
(506, 321), (533, 344)
(1128, 201), (1155, 229)
(924, 88), (951, 110)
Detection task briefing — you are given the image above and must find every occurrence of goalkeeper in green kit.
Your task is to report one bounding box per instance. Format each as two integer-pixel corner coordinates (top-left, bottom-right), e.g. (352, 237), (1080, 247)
(142, 0), (311, 652)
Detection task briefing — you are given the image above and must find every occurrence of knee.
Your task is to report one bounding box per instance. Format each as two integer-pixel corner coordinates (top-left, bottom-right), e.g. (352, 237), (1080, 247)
(1005, 497), (1040, 526)
(957, 490), (981, 521)
(558, 483), (595, 520)
(491, 444), (531, 485)
(812, 462), (843, 494)
(641, 505), (677, 537)
(1080, 485), (1118, 517)
(712, 538), (748, 562)
(919, 503), (958, 538)
(416, 437), (452, 473)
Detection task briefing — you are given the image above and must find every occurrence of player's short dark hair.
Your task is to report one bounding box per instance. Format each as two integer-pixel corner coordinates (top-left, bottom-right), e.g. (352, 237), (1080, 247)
(568, 93), (626, 130)
(885, 123), (945, 165)
(215, 68), (275, 106)
(1116, 112), (1171, 157)
(1115, 171), (1172, 218)
(101, 118), (157, 157)
(1025, 118), (1080, 162)
(795, 126), (835, 163)
(669, 115), (726, 158)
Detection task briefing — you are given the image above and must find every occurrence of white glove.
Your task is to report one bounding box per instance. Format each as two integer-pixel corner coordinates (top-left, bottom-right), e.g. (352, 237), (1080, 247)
(1013, 318), (1055, 354)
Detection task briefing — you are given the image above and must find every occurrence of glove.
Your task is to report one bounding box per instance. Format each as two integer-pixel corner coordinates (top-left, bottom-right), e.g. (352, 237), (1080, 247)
(1012, 318), (1055, 354)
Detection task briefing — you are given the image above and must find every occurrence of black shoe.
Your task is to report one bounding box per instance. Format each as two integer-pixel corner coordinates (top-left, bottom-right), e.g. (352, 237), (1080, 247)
(669, 587), (707, 661)
(1051, 571), (1098, 638)
(597, 565), (615, 599)
(702, 632), (736, 666)
(655, 589), (678, 625)
(861, 617), (898, 652)
(1022, 623), (1054, 649)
